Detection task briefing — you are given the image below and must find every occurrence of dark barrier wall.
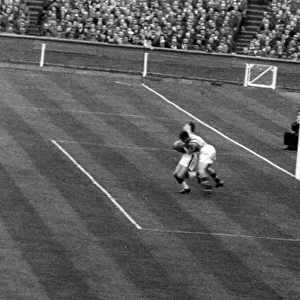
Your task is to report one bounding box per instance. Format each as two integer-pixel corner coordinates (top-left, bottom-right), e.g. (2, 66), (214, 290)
(1, 34), (300, 89)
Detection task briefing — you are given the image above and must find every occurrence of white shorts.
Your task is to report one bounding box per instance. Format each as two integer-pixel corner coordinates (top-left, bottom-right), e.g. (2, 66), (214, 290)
(199, 144), (216, 164)
(179, 153), (197, 171)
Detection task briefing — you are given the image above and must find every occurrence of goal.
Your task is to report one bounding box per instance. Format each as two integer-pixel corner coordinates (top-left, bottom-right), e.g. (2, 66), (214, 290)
(244, 63), (278, 90)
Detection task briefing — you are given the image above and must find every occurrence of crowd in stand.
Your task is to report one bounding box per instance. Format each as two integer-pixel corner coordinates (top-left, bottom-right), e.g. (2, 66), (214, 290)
(1, 0), (300, 61)
(36, 0), (248, 54)
(244, 0), (300, 60)
(0, 0), (30, 34)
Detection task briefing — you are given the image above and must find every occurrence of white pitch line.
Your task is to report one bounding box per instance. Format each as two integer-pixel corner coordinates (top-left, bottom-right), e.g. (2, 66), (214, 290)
(142, 83), (296, 179)
(51, 140), (142, 230)
(142, 228), (300, 242)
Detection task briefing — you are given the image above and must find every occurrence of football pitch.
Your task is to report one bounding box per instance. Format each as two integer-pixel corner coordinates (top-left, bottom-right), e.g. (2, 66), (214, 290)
(0, 64), (299, 300)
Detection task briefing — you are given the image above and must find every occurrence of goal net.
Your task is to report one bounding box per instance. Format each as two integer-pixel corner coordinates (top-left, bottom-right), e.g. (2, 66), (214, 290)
(244, 63), (278, 90)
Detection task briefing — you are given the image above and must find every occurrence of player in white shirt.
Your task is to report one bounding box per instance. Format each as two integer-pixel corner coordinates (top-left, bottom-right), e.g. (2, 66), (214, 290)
(173, 123), (198, 193)
(173, 122), (224, 193)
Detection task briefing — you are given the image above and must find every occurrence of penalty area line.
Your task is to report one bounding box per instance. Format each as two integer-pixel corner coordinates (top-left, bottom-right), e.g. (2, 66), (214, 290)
(142, 83), (296, 179)
(51, 140), (142, 230)
(141, 228), (300, 242)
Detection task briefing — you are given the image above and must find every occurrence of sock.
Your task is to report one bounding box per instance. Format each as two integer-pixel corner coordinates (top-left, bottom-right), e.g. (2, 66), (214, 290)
(208, 169), (221, 183)
(181, 181), (189, 190)
(174, 174), (183, 184)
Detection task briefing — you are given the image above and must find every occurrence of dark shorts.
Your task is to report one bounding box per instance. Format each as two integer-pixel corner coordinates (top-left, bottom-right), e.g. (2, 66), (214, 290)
(284, 132), (298, 149)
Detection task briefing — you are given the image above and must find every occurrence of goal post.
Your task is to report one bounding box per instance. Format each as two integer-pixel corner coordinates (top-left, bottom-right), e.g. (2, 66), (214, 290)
(40, 43), (46, 67)
(296, 136), (300, 180)
(295, 113), (300, 180)
(244, 63), (278, 90)
(141, 52), (149, 83)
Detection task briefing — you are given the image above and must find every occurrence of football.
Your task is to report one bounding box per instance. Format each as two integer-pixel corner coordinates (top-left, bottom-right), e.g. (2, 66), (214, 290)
(186, 142), (199, 153)
(173, 140), (186, 153)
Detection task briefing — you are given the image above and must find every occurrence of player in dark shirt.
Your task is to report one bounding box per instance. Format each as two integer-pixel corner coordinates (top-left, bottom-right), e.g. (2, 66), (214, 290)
(284, 110), (300, 151)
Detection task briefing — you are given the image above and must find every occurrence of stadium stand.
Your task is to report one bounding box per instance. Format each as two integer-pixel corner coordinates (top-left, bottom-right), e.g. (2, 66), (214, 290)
(35, 0), (249, 54)
(243, 0), (300, 59)
(26, 0), (44, 35)
(5, 0), (300, 60)
(0, 0), (30, 34)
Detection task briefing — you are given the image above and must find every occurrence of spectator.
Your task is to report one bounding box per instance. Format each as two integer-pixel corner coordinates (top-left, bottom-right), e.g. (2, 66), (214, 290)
(267, 48), (277, 58)
(241, 47), (249, 55)
(216, 39), (229, 53)
(226, 33), (236, 52)
(276, 44), (287, 59)
(169, 36), (178, 49)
